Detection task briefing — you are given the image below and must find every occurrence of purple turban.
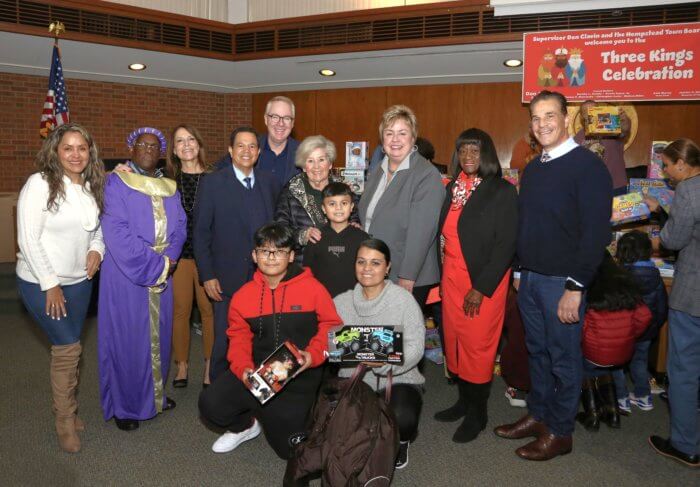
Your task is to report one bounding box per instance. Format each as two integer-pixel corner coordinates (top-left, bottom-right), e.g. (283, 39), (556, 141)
(127, 127), (167, 155)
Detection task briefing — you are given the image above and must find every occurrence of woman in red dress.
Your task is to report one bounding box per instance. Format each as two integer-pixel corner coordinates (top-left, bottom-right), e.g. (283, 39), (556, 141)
(434, 128), (518, 443)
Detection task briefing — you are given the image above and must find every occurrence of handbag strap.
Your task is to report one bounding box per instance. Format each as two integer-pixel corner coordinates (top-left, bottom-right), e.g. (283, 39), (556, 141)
(384, 368), (393, 403)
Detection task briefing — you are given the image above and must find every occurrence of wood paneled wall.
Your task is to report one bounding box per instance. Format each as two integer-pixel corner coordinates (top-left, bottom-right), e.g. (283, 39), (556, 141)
(253, 83), (700, 170)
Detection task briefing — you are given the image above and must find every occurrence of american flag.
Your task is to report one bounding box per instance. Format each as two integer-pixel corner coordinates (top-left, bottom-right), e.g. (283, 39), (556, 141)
(39, 45), (70, 138)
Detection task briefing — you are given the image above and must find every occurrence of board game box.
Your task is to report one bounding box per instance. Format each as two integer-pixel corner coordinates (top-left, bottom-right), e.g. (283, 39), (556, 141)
(611, 193), (651, 225)
(327, 325), (403, 364)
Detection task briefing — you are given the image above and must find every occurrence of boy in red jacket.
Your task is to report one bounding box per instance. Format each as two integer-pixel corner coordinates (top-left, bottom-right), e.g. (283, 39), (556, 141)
(199, 222), (342, 459)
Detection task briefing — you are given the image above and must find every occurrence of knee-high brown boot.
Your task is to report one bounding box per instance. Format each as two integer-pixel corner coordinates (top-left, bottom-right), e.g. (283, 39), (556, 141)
(50, 342), (82, 453)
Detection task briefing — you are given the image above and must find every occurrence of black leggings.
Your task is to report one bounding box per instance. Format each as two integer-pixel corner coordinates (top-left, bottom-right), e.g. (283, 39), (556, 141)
(199, 369), (320, 459)
(381, 384), (423, 442)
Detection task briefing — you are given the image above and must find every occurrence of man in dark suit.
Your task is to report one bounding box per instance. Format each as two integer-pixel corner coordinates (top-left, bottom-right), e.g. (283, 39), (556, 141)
(193, 126), (281, 383)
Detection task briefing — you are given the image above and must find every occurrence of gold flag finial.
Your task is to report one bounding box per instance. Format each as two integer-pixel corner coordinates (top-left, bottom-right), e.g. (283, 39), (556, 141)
(48, 21), (65, 38)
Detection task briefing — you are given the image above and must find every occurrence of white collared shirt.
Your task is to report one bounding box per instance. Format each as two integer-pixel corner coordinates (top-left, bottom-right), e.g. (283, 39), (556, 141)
(232, 164), (255, 188)
(543, 137), (578, 162)
(364, 151), (413, 232)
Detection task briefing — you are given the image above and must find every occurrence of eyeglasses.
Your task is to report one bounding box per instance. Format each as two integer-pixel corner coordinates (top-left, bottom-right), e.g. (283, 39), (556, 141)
(134, 142), (161, 151)
(255, 248), (291, 259)
(266, 113), (294, 125)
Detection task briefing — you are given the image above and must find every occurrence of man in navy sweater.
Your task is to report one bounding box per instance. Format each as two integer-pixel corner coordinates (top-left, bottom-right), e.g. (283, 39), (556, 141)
(494, 91), (612, 460)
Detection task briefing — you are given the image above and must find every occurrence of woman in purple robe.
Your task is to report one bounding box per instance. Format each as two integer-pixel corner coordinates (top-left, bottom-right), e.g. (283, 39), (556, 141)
(98, 127), (187, 431)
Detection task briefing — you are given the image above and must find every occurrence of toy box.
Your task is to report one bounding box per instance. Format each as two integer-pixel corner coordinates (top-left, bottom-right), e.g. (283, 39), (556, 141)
(345, 142), (368, 170)
(246, 341), (303, 404)
(342, 168), (365, 194)
(585, 106), (621, 136)
(647, 141), (670, 179)
(424, 327), (444, 365)
(628, 178), (674, 213)
(611, 193), (650, 225)
(327, 325), (403, 364)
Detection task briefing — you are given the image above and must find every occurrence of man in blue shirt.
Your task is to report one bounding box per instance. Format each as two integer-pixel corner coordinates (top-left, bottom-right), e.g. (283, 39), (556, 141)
(216, 96), (300, 187)
(494, 90), (612, 461)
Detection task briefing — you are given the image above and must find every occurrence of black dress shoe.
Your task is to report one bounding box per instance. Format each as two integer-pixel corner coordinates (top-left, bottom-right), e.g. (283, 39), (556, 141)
(649, 436), (699, 467)
(162, 397), (176, 412)
(115, 418), (139, 431)
(172, 377), (188, 388)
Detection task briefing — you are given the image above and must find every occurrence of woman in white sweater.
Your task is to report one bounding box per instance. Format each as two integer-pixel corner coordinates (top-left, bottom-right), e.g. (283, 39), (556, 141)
(16, 123), (105, 453)
(333, 238), (426, 470)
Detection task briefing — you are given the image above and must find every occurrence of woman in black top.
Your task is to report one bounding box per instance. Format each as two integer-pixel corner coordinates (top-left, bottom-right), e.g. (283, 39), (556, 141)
(167, 124), (215, 388)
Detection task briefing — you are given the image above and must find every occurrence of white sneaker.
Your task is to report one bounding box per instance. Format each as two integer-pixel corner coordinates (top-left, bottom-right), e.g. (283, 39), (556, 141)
(211, 420), (261, 453)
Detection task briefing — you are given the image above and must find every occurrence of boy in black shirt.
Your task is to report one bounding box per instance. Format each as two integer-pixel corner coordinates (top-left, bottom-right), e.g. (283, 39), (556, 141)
(303, 182), (369, 297)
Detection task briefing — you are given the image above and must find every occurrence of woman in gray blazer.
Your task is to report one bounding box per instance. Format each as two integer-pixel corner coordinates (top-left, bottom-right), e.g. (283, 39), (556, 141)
(358, 105), (444, 306)
(647, 138), (700, 468)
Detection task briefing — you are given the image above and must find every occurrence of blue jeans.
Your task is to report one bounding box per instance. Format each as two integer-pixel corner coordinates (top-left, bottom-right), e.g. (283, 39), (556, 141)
(612, 340), (652, 399)
(667, 308), (700, 456)
(17, 277), (93, 345)
(518, 271), (585, 437)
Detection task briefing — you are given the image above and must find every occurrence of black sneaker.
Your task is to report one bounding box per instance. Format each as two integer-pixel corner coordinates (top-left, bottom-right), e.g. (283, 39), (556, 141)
(395, 441), (410, 470)
(648, 436), (699, 468)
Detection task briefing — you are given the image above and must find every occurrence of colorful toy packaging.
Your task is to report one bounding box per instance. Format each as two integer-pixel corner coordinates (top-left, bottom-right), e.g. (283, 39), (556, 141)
(585, 106), (621, 136)
(327, 325), (403, 364)
(246, 341), (303, 404)
(611, 193), (651, 225)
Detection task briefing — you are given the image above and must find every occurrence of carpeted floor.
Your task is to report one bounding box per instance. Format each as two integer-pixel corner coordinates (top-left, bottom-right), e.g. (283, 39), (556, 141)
(0, 263), (694, 486)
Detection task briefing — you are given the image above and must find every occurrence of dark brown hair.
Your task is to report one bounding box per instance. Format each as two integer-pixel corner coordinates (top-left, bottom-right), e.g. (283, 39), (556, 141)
(36, 123), (105, 213)
(166, 124), (213, 178)
(529, 90), (568, 116)
(663, 138), (699, 168)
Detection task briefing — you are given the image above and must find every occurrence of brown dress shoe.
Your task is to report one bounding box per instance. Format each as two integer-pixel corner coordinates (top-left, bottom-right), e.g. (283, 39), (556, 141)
(494, 414), (548, 440)
(516, 433), (572, 461)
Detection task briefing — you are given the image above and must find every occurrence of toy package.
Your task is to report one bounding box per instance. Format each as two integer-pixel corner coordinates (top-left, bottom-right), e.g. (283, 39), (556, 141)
(647, 141), (670, 179)
(342, 168), (365, 194)
(502, 168), (519, 187)
(424, 327), (444, 365)
(628, 178), (671, 193)
(246, 341), (303, 404)
(345, 142), (368, 169)
(585, 106), (621, 136)
(611, 193), (651, 225)
(327, 325), (403, 364)
(628, 178), (674, 213)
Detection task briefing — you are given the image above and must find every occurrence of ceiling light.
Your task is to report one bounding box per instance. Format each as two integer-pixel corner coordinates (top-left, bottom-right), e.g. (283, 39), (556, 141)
(319, 68), (336, 77)
(128, 63), (147, 71)
(503, 59), (523, 68)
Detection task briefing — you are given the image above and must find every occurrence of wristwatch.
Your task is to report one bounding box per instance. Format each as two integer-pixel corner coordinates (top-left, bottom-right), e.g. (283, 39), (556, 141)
(565, 279), (585, 292)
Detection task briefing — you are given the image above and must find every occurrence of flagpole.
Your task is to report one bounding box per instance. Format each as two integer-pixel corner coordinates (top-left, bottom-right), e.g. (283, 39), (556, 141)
(40, 21), (69, 138)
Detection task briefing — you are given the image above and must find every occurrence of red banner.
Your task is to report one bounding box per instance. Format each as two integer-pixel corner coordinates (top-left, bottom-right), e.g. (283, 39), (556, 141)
(522, 22), (700, 103)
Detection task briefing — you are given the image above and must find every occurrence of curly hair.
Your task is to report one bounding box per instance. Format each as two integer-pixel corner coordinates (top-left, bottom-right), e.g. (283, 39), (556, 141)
(166, 124), (214, 178)
(36, 123), (105, 213)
